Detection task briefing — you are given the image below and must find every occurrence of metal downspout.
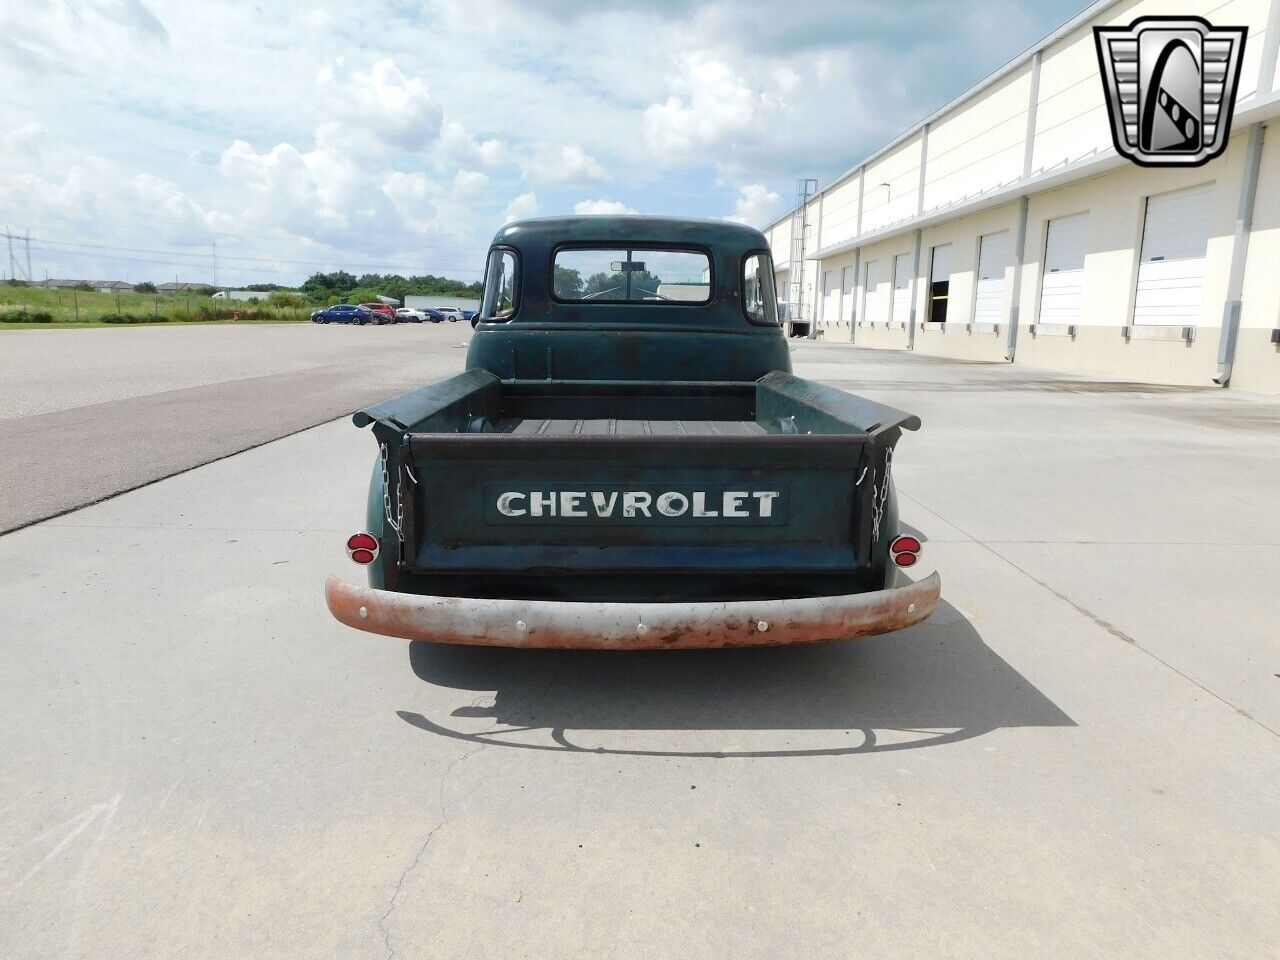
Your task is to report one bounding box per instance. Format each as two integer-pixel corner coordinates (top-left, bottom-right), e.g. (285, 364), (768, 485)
(850, 248), (862, 344)
(1214, 122), (1265, 386)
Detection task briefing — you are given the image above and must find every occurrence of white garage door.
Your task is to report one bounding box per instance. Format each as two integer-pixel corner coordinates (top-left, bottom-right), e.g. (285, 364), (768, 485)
(822, 270), (839, 328)
(862, 260), (880, 323)
(891, 253), (912, 326)
(1039, 212), (1088, 325)
(1133, 183), (1213, 326)
(973, 230), (1010, 325)
(841, 266), (856, 324)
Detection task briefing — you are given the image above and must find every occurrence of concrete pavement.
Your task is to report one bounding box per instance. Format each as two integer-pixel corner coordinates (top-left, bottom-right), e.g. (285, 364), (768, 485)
(1, 340), (1278, 958)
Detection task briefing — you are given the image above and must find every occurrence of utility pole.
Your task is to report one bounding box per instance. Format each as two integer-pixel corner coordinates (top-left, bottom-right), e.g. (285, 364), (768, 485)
(24, 229), (31, 283)
(5, 226), (15, 282)
(786, 179), (817, 337)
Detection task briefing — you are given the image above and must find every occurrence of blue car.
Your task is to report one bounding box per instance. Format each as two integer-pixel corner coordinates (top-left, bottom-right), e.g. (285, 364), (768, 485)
(312, 303), (375, 325)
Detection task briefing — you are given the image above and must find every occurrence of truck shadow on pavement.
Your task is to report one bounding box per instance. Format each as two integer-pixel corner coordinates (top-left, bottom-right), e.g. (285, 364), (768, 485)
(397, 601), (1074, 758)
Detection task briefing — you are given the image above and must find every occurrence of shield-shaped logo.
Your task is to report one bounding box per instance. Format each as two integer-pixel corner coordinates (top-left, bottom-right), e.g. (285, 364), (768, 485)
(1094, 16), (1247, 167)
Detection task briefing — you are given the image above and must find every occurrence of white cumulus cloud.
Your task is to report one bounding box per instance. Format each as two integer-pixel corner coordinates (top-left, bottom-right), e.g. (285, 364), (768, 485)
(503, 191), (539, 223)
(438, 121), (506, 168)
(643, 57), (782, 166)
(522, 142), (608, 184)
(573, 199), (638, 215)
(316, 57), (443, 153)
(727, 183), (783, 226)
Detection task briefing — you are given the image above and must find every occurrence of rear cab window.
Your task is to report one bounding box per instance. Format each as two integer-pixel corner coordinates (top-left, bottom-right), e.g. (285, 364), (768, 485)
(552, 248), (710, 304)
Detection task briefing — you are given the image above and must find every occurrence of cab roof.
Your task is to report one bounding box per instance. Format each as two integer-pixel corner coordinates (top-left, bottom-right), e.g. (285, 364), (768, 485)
(492, 215), (769, 253)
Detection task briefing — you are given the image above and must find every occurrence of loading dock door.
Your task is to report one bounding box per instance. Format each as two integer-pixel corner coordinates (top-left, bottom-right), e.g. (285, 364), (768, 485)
(891, 253), (912, 326)
(1132, 183), (1213, 326)
(863, 259), (880, 323)
(973, 231), (1009, 326)
(1038, 212), (1088, 325)
(821, 270), (838, 330)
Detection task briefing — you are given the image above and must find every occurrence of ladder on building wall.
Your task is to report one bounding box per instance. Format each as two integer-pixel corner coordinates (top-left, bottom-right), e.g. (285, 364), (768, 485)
(785, 179), (817, 334)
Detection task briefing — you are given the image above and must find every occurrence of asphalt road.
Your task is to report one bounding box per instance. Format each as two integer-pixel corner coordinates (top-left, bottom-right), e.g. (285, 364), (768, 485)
(2, 334), (1278, 958)
(0, 322), (471, 533)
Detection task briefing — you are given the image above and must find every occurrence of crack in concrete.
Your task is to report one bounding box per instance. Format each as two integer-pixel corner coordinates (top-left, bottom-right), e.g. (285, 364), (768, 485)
(377, 741), (489, 960)
(898, 490), (1280, 741)
(989, 552), (1280, 741)
(377, 675), (561, 959)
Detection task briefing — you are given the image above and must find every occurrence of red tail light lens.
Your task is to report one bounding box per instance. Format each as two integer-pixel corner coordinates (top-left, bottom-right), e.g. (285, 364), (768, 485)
(893, 551), (918, 567)
(346, 532), (379, 563)
(890, 535), (921, 555)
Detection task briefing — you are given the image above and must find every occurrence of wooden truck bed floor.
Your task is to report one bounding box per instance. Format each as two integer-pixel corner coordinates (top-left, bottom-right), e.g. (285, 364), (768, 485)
(501, 418), (768, 437)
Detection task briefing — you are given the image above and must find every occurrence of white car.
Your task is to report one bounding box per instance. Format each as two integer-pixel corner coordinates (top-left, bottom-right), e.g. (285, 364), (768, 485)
(395, 307), (427, 323)
(435, 307), (465, 322)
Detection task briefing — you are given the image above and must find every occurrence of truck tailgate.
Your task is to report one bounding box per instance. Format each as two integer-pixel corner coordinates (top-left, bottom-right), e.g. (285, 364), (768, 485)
(401, 431), (871, 576)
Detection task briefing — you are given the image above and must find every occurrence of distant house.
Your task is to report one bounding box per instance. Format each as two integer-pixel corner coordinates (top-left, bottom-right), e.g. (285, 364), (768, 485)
(92, 280), (135, 293)
(156, 282), (214, 294)
(39, 279), (80, 289)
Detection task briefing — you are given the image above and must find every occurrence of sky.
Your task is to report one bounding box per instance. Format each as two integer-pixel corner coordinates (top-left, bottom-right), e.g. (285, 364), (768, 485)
(0, 0), (1089, 286)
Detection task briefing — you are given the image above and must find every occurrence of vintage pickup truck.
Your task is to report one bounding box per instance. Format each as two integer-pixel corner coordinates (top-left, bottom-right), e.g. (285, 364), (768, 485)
(326, 216), (939, 648)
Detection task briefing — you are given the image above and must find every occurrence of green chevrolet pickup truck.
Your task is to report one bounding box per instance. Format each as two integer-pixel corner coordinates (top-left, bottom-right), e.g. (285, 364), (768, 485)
(326, 215), (939, 649)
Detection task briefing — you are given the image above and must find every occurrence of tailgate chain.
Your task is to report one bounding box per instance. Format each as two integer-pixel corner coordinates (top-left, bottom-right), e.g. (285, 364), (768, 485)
(869, 447), (893, 547)
(380, 442), (403, 542)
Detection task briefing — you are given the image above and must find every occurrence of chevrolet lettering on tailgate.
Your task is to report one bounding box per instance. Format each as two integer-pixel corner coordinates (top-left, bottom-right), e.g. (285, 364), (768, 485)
(487, 486), (786, 524)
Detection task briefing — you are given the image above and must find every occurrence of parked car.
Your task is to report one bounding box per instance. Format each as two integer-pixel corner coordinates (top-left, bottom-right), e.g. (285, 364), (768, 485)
(326, 215), (939, 650)
(435, 307), (466, 322)
(396, 307), (427, 323)
(420, 308), (446, 323)
(361, 302), (397, 324)
(460, 309), (477, 322)
(311, 303), (375, 325)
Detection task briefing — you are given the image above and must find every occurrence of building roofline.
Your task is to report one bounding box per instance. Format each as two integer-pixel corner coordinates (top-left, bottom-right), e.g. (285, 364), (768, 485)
(764, 0), (1122, 234)
(805, 88), (1280, 260)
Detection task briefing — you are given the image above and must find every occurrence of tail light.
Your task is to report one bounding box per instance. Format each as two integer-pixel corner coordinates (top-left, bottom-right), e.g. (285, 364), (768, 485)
(890, 534), (921, 568)
(347, 532), (379, 565)
(890, 535), (921, 555)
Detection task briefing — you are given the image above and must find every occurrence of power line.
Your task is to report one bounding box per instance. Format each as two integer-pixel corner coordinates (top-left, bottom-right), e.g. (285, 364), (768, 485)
(29, 233), (482, 271)
(0, 204), (482, 244)
(27, 243), (480, 279)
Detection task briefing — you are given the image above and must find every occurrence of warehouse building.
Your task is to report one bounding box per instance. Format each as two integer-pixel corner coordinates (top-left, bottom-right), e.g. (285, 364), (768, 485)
(765, 0), (1280, 394)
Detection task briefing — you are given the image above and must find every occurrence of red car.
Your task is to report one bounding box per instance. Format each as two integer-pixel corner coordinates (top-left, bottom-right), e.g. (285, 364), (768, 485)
(360, 302), (397, 324)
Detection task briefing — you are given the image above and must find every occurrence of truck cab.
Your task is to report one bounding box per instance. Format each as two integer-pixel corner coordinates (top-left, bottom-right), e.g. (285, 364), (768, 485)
(326, 216), (939, 649)
(466, 216), (791, 382)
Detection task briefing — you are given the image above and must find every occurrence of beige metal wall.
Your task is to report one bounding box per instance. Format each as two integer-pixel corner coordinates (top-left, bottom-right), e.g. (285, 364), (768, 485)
(765, 0), (1280, 393)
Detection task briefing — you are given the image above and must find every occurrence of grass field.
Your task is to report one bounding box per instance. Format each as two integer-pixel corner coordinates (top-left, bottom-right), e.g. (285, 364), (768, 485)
(0, 285), (310, 328)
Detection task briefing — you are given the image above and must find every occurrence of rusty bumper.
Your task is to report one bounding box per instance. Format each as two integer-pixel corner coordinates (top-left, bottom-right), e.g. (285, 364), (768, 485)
(325, 571), (940, 650)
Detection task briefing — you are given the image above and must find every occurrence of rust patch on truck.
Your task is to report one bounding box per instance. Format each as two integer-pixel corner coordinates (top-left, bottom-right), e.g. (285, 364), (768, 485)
(326, 572), (940, 650)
